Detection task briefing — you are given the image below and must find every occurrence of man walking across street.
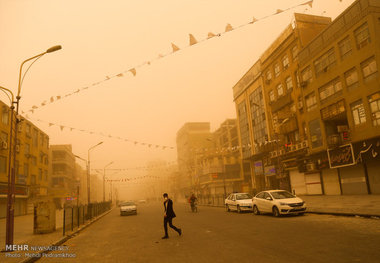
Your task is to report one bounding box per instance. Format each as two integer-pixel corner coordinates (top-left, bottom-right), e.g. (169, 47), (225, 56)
(162, 193), (182, 239)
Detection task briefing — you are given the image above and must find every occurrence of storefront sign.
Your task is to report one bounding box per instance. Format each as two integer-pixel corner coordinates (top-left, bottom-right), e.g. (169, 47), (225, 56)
(264, 165), (276, 176)
(254, 161), (264, 175)
(0, 184), (28, 196)
(327, 144), (355, 168)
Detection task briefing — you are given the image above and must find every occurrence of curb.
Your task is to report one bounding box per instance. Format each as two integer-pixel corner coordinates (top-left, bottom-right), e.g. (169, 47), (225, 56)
(198, 204), (380, 219)
(19, 208), (114, 263)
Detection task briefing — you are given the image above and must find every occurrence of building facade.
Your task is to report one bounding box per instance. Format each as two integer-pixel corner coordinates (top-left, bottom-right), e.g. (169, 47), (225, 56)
(0, 100), (50, 217)
(297, 0), (380, 195)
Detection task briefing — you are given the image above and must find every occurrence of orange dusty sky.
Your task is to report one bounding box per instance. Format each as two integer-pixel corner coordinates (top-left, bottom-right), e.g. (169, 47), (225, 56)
(0, 0), (355, 178)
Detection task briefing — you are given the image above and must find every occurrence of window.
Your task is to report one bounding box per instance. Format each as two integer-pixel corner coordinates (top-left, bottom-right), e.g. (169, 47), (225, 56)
(285, 76), (293, 91)
(309, 119), (323, 148)
(305, 92), (317, 112)
(344, 68), (359, 91)
(368, 92), (380, 126)
(350, 100), (366, 125)
(338, 36), (352, 60)
(282, 55), (289, 69)
(276, 83), (284, 97)
(0, 156), (6, 173)
(26, 124), (31, 137)
(361, 56), (378, 83)
(266, 70), (272, 82)
(292, 45), (298, 61)
(38, 168), (43, 181)
(24, 143), (30, 155)
(249, 87), (267, 146)
(32, 128), (38, 147)
(301, 66), (313, 85)
(2, 106), (9, 125)
(44, 170), (48, 181)
(355, 22), (371, 49)
(274, 63), (281, 77)
(1, 132), (7, 144)
(314, 48), (336, 76)
(269, 90), (275, 102)
(39, 152), (44, 163)
(40, 133), (44, 146)
(24, 163), (29, 177)
(319, 78), (343, 103)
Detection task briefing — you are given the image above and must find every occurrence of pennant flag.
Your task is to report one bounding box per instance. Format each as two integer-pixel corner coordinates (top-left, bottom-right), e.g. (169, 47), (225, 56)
(134, 141), (138, 145)
(82, 87), (89, 90)
(74, 89), (80, 93)
(129, 68), (136, 76)
(147, 61), (151, 65)
(70, 128), (74, 131)
(60, 126), (64, 131)
(171, 43), (180, 52)
(155, 145), (159, 148)
(303, 0), (313, 8)
(249, 17), (258, 24)
(116, 73), (124, 77)
(41, 101), (47, 106)
(32, 105), (38, 109)
(189, 34), (197, 46)
(56, 96), (61, 100)
(225, 23), (233, 32)
(50, 97), (54, 103)
(158, 54), (164, 58)
(207, 32), (216, 39)
(148, 144), (152, 148)
(105, 76), (110, 80)
(276, 9), (284, 14)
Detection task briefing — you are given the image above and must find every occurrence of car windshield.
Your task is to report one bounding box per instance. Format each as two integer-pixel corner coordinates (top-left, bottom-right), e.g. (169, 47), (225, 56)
(121, 202), (135, 206)
(270, 191), (295, 199)
(236, 193), (252, 200)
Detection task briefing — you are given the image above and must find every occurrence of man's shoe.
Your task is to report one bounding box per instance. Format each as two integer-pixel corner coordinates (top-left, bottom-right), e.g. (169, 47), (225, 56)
(161, 236), (169, 239)
(178, 229), (182, 236)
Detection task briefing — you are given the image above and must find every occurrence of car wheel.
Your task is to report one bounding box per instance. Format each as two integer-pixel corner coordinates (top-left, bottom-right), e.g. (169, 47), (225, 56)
(237, 205), (241, 213)
(298, 212), (305, 216)
(225, 204), (230, 212)
(272, 206), (280, 217)
(253, 205), (260, 215)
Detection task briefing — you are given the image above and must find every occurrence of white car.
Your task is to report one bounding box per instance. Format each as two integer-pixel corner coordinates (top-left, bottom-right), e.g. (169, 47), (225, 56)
(225, 193), (253, 213)
(120, 201), (137, 216)
(252, 190), (306, 217)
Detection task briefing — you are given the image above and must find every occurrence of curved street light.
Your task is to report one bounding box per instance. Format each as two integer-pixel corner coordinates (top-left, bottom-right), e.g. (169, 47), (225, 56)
(5, 45), (62, 250)
(103, 161), (114, 202)
(87, 142), (103, 204)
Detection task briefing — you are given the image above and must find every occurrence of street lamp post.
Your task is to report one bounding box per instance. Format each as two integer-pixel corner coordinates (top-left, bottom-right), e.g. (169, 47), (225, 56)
(5, 45), (62, 250)
(103, 161), (113, 202)
(87, 142), (103, 204)
(74, 155), (88, 205)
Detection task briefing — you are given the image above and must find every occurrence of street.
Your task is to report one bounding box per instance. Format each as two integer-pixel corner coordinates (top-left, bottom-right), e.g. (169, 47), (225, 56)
(35, 202), (380, 263)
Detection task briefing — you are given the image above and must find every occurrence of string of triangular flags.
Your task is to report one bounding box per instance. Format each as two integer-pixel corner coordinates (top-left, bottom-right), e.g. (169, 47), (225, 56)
(92, 162), (177, 172)
(23, 0), (314, 115)
(27, 117), (175, 150)
(105, 175), (160, 182)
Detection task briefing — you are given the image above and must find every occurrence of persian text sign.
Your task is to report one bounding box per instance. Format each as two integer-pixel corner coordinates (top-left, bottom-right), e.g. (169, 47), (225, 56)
(327, 144), (355, 168)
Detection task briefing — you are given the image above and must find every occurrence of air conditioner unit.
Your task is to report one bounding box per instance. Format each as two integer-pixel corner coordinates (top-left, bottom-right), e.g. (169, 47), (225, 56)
(306, 163), (316, 171)
(297, 143), (303, 150)
(1, 141), (8, 150)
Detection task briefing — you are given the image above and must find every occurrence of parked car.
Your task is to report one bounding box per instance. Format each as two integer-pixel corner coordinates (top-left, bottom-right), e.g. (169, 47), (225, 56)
(225, 193), (253, 213)
(120, 201), (137, 216)
(252, 190), (306, 217)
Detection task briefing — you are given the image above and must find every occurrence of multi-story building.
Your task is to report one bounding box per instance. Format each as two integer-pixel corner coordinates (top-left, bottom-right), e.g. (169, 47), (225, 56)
(176, 123), (213, 195)
(233, 14), (331, 193)
(297, 0), (380, 195)
(0, 100), (50, 217)
(49, 144), (76, 207)
(195, 119), (246, 201)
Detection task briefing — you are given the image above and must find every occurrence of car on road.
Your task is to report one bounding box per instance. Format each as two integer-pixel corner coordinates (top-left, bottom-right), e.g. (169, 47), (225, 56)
(225, 193), (253, 213)
(120, 201), (137, 216)
(252, 190), (306, 217)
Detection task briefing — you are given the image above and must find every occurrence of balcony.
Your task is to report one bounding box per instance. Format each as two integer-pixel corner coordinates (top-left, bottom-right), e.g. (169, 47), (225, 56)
(271, 93), (293, 112)
(279, 117), (298, 134)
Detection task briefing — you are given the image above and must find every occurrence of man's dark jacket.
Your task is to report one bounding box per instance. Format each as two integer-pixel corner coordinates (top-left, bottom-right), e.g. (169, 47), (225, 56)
(164, 199), (176, 218)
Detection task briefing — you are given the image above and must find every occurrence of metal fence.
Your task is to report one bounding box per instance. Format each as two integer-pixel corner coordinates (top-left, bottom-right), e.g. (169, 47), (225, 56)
(63, 201), (111, 236)
(197, 194), (226, 207)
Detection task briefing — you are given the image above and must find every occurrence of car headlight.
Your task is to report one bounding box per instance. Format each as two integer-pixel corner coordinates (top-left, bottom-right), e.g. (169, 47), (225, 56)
(279, 202), (288, 206)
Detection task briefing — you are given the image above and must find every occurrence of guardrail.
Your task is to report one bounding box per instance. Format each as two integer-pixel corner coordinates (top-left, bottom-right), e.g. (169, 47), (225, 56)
(197, 194), (225, 207)
(62, 201), (111, 236)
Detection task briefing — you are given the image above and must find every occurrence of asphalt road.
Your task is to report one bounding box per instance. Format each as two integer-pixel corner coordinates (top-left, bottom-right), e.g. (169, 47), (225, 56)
(36, 202), (380, 263)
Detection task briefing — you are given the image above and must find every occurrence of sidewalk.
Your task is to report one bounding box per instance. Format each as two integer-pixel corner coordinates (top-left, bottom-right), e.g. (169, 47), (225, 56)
(199, 194), (380, 218)
(299, 194), (380, 218)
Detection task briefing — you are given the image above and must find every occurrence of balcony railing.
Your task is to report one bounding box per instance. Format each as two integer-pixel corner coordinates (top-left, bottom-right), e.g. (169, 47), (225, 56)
(271, 93), (293, 112)
(279, 117), (298, 134)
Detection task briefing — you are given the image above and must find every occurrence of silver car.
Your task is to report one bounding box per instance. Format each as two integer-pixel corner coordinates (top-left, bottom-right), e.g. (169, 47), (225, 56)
(120, 201), (137, 216)
(225, 193), (253, 213)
